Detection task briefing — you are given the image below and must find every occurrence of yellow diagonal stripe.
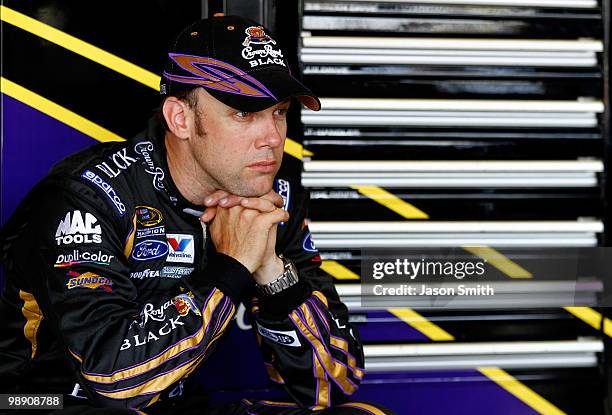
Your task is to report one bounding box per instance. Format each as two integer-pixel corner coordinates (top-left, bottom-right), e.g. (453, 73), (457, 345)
(479, 367), (566, 415)
(387, 308), (455, 341)
(2, 5), (310, 160)
(1, 6), (160, 90)
(564, 306), (612, 337)
(351, 185), (429, 219)
(320, 261), (360, 280)
(463, 246), (532, 278)
(284, 137), (312, 160)
(1, 77), (125, 143)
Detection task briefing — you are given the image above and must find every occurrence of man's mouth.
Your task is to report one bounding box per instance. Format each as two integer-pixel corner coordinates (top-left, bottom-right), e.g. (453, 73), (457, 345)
(247, 159), (277, 173)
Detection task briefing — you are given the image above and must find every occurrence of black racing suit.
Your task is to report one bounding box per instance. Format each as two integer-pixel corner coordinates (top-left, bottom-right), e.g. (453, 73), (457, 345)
(0, 117), (366, 413)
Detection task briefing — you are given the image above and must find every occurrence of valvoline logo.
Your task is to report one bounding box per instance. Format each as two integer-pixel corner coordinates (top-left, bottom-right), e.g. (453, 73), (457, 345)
(131, 240), (168, 261)
(167, 234), (195, 263)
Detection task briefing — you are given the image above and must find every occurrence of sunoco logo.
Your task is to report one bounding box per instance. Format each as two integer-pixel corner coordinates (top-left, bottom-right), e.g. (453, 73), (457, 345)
(55, 211), (102, 246)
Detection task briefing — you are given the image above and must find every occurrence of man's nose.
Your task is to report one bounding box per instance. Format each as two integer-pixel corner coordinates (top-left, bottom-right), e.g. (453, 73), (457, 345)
(254, 114), (283, 149)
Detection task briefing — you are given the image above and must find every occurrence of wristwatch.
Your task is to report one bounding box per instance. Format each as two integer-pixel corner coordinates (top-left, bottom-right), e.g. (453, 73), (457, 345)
(256, 255), (299, 297)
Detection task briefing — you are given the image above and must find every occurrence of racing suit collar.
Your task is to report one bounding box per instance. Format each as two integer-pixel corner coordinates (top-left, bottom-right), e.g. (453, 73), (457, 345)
(144, 116), (207, 216)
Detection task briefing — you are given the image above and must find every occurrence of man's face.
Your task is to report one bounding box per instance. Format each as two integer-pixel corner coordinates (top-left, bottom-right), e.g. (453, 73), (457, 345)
(186, 88), (290, 197)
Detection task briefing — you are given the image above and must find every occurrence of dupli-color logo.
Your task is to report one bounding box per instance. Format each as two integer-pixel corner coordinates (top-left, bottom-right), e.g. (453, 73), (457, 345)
(131, 240), (168, 262)
(167, 234), (194, 263)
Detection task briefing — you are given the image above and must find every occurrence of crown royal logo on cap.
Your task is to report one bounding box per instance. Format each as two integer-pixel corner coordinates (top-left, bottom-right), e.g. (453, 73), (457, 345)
(241, 26), (285, 68)
(242, 26), (276, 47)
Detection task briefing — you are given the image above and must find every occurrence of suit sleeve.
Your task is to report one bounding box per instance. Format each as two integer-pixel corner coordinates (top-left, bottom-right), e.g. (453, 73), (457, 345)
(14, 179), (253, 409)
(253, 181), (364, 409)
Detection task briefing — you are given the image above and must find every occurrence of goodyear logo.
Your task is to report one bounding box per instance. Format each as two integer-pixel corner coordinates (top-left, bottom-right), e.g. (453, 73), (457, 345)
(66, 271), (113, 292)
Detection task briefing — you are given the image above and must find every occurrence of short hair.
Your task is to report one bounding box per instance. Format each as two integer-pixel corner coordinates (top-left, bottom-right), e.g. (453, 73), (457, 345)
(157, 87), (200, 132)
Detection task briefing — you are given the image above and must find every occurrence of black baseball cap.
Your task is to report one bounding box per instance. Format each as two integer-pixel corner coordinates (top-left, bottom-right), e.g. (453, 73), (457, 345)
(160, 15), (321, 112)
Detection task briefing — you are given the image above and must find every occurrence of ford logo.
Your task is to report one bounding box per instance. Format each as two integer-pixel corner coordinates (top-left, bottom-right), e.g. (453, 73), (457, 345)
(131, 240), (168, 261)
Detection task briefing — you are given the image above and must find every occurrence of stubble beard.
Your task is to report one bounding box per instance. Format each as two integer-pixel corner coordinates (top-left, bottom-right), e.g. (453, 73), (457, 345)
(193, 113), (273, 197)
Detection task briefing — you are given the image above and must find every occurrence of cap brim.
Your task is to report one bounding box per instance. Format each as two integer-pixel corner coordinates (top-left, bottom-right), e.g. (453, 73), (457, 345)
(201, 68), (321, 113)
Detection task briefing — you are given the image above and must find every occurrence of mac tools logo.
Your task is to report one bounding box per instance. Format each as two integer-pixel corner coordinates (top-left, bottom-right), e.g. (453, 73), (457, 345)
(166, 234), (194, 263)
(55, 211), (102, 245)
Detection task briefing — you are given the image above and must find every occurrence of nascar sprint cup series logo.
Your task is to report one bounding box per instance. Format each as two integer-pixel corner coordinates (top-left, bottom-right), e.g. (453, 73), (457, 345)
(241, 26), (285, 68)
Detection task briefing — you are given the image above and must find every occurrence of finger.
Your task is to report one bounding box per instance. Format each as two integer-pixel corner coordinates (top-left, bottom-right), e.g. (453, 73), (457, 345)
(204, 190), (230, 206)
(218, 194), (243, 208)
(200, 206), (217, 223)
(262, 191), (284, 208)
(240, 197), (276, 213)
(253, 208), (290, 230)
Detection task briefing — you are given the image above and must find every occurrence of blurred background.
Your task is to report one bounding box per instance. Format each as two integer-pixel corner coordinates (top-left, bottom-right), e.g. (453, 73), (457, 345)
(1, 0), (611, 413)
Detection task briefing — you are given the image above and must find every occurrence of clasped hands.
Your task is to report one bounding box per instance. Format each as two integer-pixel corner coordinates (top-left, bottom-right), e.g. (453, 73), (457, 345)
(200, 189), (288, 285)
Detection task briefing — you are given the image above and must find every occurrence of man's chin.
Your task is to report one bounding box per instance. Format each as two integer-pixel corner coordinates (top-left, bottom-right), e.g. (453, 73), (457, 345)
(231, 177), (275, 198)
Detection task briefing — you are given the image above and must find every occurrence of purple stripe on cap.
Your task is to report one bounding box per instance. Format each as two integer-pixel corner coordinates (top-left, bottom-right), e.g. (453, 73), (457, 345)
(164, 53), (276, 99)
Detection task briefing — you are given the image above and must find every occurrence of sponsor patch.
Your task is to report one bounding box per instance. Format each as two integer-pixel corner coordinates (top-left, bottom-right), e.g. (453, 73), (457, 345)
(136, 206), (163, 227)
(257, 324), (301, 347)
(95, 148), (137, 178)
(134, 141), (165, 191)
(162, 266), (194, 278)
(274, 178), (291, 227)
(55, 250), (114, 268)
(136, 225), (165, 239)
(167, 234), (195, 263)
(302, 231), (317, 253)
(122, 298), (185, 350)
(241, 26), (286, 69)
(130, 269), (160, 279)
(55, 211), (102, 246)
(81, 170), (126, 216)
(65, 270), (113, 292)
(173, 293), (201, 317)
(131, 240), (168, 261)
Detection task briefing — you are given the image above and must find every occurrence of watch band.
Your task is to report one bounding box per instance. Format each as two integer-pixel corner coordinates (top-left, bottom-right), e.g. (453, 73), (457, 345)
(256, 256), (299, 297)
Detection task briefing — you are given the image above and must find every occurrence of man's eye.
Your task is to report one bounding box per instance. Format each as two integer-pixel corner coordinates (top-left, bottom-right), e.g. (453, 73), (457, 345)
(274, 108), (289, 116)
(236, 111), (250, 118)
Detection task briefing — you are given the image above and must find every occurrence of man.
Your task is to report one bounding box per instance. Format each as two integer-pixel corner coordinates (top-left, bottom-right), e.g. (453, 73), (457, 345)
(0, 15), (392, 415)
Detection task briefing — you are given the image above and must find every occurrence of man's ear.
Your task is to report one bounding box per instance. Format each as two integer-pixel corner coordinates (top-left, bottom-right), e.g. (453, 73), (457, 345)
(162, 97), (191, 139)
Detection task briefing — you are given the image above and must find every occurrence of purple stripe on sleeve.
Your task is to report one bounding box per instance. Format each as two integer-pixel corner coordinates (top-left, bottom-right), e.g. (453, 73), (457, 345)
(289, 313), (357, 395)
(82, 290), (219, 379)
